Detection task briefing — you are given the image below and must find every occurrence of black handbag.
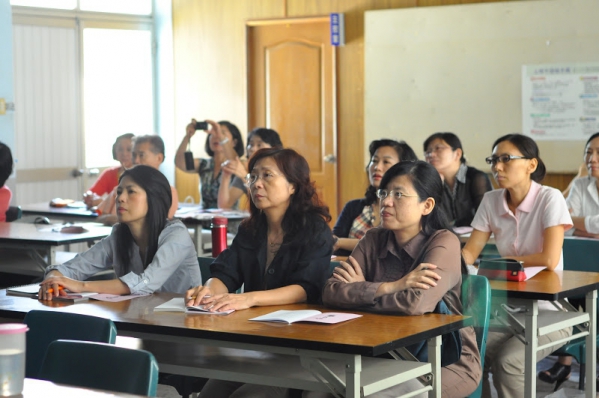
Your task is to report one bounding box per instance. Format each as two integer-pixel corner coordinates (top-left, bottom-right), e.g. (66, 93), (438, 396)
(404, 230), (463, 367)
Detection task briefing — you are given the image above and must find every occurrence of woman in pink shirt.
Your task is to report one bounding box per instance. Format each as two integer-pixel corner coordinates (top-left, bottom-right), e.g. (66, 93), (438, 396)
(462, 134), (572, 398)
(0, 141), (13, 222)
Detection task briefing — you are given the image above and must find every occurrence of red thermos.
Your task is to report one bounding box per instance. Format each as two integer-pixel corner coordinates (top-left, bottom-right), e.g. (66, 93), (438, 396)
(211, 216), (228, 257)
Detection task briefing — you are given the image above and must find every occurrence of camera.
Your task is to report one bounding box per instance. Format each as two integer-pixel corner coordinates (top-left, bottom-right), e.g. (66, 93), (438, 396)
(195, 121), (208, 130)
(184, 151), (195, 171)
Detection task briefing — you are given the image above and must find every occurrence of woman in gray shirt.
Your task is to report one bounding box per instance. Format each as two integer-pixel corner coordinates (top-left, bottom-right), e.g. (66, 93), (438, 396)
(40, 165), (201, 299)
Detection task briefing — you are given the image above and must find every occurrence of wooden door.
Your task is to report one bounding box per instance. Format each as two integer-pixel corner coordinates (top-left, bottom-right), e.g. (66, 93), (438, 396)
(247, 17), (338, 222)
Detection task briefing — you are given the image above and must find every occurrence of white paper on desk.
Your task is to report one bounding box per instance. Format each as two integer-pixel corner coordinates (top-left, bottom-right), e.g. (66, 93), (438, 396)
(524, 266), (546, 280)
(91, 293), (151, 302)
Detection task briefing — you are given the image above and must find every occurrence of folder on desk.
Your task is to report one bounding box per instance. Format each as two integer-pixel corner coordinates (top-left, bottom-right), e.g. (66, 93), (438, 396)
(478, 258), (526, 282)
(6, 283), (40, 298)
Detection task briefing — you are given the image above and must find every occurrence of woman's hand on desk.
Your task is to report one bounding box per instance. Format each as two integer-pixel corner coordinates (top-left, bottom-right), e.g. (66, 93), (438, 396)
(201, 293), (255, 312)
(39, 275), (83, 301)
(332, 256), (365, 283)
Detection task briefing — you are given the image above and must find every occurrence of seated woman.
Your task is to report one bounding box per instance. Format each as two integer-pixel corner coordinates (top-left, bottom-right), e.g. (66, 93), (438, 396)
(424, 132), (492, 227)
(83, 133), (134, 208)
(462, 134), (572, 398)
(175, 119), (245, 209)
(97, 135), (179, 224)
(0, 141), (14, 222)
(186, 147), (333, 397)
(538, 131), (599, 387)
(40, 165), (201, 299)
(321, 160), (481, 398)
(333, 139), (417, 256)
(217, 127), (283, 209)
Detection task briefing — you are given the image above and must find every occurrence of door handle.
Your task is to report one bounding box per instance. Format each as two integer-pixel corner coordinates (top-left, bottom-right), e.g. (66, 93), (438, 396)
(88, 168), (100, 177)
(324, 154), (337, 164)
(71, 168), (84, 177)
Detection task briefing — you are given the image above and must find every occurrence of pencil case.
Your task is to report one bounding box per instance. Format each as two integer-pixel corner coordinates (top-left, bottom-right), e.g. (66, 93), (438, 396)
(477, 258), (525, 282)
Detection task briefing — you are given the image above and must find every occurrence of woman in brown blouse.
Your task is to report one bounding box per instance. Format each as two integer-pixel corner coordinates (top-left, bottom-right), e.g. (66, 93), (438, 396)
(321, 160), (481, 398)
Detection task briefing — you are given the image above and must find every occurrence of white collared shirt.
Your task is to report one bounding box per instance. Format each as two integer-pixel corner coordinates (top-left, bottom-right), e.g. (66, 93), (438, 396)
(566, 176), (599, 234)
(471, 181), (572, 270)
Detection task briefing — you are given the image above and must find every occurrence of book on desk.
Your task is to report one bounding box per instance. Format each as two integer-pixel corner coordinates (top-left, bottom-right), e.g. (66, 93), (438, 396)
(6, 284), (98, 302)
(250, 310), (362, 325)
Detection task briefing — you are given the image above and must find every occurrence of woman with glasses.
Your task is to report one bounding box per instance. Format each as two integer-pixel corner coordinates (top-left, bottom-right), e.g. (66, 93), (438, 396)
(462, 134), (572, 398)
(333, 139), (417, 256)
(217, 127), (283, 209)
(538, 131), (599, 389)
(186, 147), (334, 397)
(318, 161), (480, 398)
(423, 132), (492, 228)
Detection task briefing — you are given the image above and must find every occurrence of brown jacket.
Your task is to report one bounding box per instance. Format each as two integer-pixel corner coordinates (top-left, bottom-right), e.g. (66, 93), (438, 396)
(323, 228), (481, 398)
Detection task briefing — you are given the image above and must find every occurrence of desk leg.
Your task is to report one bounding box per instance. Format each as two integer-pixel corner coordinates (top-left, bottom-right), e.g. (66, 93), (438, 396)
(585, 289), (597, 398)
(524, 300), (538, 398)
(344, 355), (361, 398)
(48, 246), (56, 265)
(427, 335), (441, 398)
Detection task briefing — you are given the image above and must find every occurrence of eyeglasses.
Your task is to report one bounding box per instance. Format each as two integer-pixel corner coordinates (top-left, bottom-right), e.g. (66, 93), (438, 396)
(376, 189), (419, 201)
(424, 145), (451, 157)
(485, 154), (530, 166)
(245, 171), (282, 186)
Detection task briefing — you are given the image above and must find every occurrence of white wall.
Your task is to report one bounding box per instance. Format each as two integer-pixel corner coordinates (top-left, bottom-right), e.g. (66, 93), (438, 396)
(0, 0), (16, 196)
(365, 0), (599, 171)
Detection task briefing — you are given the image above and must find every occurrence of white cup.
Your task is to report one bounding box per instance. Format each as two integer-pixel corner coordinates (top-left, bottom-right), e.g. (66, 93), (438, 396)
(0, 324), (28, 397)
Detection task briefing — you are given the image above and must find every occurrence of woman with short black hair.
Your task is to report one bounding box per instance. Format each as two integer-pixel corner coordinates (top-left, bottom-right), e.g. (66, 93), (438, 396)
(424, 132), (492, 227)
(333, 138), (417, 256)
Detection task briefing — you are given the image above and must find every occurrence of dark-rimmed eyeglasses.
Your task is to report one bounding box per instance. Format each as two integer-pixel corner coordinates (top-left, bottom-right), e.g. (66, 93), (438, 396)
(485, 154), (530, 166)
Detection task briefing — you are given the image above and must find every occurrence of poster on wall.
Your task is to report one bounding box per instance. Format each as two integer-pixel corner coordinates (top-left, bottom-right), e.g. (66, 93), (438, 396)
(522, 63), (599, 140)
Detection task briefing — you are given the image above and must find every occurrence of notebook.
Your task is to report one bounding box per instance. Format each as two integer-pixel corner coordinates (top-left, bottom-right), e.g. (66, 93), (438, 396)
(249, 310), (362, 325)
(154, 298), (234, 315)
(6, 283), (41, 298)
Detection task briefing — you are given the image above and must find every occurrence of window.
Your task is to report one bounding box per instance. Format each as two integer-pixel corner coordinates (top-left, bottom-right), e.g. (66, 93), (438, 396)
(10, 0), (151, 15)
(83, 27), (154, 167)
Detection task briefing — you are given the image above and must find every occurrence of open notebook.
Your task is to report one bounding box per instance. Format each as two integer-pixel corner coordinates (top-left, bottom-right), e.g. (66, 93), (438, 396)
(249, 310), (361, 324)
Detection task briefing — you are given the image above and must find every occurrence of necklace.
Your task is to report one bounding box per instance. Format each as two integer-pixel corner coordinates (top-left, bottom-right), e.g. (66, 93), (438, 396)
(268, 230), (284, 254)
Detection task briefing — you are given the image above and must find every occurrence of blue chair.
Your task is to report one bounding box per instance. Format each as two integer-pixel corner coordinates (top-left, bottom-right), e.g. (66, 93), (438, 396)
(462, 274), (491, 398)
(39, 340), (159, 397)
(198, 256), (213, 281)
(548, 237), (599, 390)
(24, 310), (117, 379)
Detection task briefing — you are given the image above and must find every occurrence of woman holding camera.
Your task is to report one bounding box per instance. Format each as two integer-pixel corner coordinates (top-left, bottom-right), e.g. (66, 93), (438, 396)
(175, 119), (245, 209)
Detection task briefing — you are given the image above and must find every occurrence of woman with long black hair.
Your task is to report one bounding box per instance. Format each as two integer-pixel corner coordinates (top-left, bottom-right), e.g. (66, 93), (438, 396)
(40, 165), (201, 299)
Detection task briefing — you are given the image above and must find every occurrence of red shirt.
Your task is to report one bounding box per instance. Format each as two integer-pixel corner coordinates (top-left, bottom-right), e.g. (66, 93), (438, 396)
(88, 166), (121, 196)
(0, 185), (12, 222)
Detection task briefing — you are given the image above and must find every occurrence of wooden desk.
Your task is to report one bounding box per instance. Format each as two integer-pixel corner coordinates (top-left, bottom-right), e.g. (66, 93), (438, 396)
(489, 270), (599, 398)
(21, 201), (98, 223)
(22, 378), (148, 397)
(0, 222), (112, 271)
(0, 291), (470, 398)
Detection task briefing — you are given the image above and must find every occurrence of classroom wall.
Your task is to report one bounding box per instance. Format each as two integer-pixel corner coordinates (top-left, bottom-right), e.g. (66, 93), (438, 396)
(0, 0), (16, 196)
(171, 0), (513, 207)
(365, 0), (599, 174)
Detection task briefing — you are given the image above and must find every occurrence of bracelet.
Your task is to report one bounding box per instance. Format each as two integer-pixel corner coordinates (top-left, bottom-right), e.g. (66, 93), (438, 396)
(220, 137), (230, 145)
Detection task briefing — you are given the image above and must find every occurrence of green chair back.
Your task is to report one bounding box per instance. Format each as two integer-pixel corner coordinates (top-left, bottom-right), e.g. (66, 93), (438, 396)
(462, 274), (491, 398)
(198, 256), (213, 282)
(39, 340), (159, 397)
(24, 310), (117, 379)
(329, 261), (340, 278)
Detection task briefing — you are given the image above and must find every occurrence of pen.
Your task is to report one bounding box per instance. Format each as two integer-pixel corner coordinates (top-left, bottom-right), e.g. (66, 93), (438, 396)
(187, 294), (211, 300)
(46, 286), (64, 294)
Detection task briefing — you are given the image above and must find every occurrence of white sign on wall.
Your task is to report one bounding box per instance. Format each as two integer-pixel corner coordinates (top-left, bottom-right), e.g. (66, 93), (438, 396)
(522, 63), (599, 140)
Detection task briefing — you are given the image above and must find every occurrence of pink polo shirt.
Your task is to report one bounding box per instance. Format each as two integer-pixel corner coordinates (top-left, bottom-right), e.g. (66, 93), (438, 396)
(471, 181), (572, 270)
